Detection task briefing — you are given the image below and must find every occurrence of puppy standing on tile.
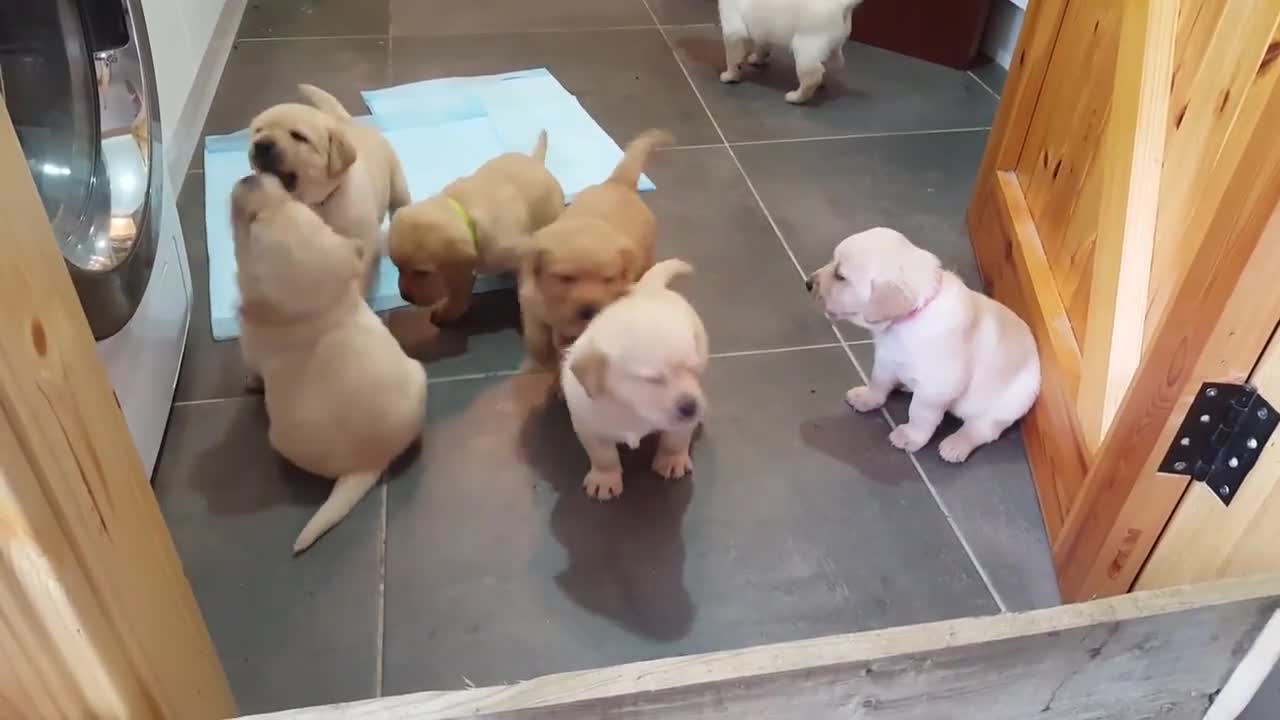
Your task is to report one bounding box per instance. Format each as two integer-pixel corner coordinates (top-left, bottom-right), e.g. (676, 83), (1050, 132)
(718, 0), (864, 104)
(564, 259), (709, 501)
(388, 130), (565, 324)
(248, 83), (411, 292)
(808, 227), (1040, 462)
(232, 174), (427, 553)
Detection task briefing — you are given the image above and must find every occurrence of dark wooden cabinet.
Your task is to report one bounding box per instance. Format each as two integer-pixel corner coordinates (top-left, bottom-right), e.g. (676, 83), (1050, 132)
(850, 0), (994, 69)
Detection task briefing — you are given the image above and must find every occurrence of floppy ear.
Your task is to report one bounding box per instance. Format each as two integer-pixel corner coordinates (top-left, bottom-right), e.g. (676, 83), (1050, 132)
(326, 128), (357, 178)
(570, 350), (610, 398)
(863, 279), (916, 324)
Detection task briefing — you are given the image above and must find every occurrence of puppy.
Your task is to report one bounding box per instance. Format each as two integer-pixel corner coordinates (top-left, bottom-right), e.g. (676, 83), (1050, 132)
(808, 227), (1040, 462)
(248, 84), (411, 290)
(389, 130), (564, 324)
(519, 129), (672, 368)
(232, 173), (427, 553)
(563, 259), (708, 501)
(718, 0), (864, 104)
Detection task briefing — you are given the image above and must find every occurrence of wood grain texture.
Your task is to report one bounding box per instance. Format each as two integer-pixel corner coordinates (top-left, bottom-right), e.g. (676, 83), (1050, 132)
(244, 575), (1280, 720)
(0, 105), (234, 716)
(1076, 0), (1175, 452)
(1055, 70), (1280, 601)
(1137, 319), (1280, 590)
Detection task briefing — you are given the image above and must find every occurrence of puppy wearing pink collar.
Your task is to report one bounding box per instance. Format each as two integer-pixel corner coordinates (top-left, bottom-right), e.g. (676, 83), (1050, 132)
(807, 227), (1040, 462)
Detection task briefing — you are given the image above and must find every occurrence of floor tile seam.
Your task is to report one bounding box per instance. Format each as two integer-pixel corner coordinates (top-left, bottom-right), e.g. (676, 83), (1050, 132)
(833, 327), (1011, 613)
(232, 23), (721, 44)
(967, 69), (1001, 100)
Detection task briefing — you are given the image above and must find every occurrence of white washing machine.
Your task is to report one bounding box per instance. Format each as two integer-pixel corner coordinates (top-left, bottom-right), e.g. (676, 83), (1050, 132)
(1, 0), (190, 478)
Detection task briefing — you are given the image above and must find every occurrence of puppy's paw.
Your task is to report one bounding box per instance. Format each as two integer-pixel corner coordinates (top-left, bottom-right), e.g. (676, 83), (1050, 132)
(652, 450), (693, 480)
(747, 50), (770, 66)
(785, 88), (813, 104)
(845, 386), (885, 413)
(720, 69), (742, 84)
(938, 434), (978, 464)
(245, 373), (265, 394)
(888, 425), (930, 453)
(583, 469), (624, 501)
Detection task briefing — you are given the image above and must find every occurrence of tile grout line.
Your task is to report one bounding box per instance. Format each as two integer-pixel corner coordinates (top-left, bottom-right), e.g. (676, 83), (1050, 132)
(640, 0), (1010, 614)
(233, 23), (719, 43)
(834, 328), (1011, 613)
(967, 70), (1001, 101)
(730, 127), (992, 146)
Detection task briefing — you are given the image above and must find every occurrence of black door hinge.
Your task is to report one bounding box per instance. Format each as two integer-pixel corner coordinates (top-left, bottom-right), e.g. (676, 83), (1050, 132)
(1159, 382), (1278, 505)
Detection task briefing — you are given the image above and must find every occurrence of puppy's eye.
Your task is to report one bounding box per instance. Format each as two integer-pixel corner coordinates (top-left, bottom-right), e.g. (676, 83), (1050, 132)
(289, 130), (312, 145)
(555, 274), (577, 284)
(642, 373), (667, 385)
(833, 267), (846, 282)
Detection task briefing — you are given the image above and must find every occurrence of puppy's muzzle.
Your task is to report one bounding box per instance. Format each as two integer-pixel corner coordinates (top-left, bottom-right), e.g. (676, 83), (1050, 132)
(804, 275), (816, 293)
(675, 394), (700, 422)
(252, 139), (278, 169)
(577, 305), (598, 323)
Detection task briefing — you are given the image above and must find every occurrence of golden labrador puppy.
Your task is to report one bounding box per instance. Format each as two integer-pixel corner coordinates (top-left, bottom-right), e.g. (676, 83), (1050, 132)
(388, 130), (564, 324)
(518, 128), (673, 367)
(562, 259), (708, 500)
(248, 84), (411, 292)
(232, 174), (426, 553)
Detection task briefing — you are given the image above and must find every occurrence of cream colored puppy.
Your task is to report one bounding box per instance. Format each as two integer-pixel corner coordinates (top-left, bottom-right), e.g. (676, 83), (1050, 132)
(232, 174), (427, 553)
(807, 227), (1040, 462)
(389, 130), (565, 324)
(562, 259), (708, 501)
(718, 0), (864, 104)
(248, 84), (410, 289)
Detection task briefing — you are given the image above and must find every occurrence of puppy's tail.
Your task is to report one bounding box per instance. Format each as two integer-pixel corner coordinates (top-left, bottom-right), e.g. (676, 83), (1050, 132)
(531, 130), (549, 163)
(608, 129), (674, 189)
(635, 258), (693, 291)
(293, 469), (381, 554)
(298, 83), (353, 120)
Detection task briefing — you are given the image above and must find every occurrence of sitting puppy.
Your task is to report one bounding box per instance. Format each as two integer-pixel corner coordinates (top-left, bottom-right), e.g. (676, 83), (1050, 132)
(563, 259), (708, 501)
(232, 174), (427, 553)
(248, 84), (411, 292)
(718, 0), (864, 104)
(519, 128), (672, 368)
(808, 227), (1040, 462)
(389, 130), (564, 324)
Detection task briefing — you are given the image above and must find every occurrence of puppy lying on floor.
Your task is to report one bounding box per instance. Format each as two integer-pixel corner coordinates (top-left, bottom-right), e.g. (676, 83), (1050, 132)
(718, 0), (864, 104)
(248, 84), (411, 292)
(232, 174), (427, 553)
(519, 129), (673, 368)
(563, 259), (708, 501)
(389, 130), (565, 324)
(807, 227), (1040, 462)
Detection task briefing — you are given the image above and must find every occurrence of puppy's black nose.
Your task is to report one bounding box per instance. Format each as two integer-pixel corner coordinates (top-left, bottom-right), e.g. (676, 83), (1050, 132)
(577, 305), (598, 322)
(804, 277), (815, 293)
(252, 139), (276, 163)
(675, 395), (699, 420)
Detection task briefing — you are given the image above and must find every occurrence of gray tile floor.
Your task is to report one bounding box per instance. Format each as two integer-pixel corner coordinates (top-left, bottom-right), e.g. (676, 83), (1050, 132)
(155, 1), (1061, 714)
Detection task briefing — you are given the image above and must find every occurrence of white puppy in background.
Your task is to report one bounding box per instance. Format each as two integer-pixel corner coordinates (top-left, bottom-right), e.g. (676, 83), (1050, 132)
(562, 259), (708, 501)
(717, 0), (864, 104)
(807, 227), (1040, 462)
(233, 174), (427, 553)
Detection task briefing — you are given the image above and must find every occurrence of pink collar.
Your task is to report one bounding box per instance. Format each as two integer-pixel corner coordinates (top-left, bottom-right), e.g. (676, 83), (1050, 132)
(889, 274), (944, 327)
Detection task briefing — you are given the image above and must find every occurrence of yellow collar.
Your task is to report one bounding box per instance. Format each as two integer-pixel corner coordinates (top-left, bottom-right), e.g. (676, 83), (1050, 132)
(446, 197), (478, 244)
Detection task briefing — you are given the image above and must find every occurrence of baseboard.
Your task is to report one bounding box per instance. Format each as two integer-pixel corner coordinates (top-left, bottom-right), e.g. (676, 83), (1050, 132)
(980, 0), (1026, 69)
(165, 0), (246, 187)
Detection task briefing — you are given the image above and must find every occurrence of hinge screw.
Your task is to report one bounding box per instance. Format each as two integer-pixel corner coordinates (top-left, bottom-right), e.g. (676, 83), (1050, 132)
(1200, 413), (1212, 424)
(1228, 456), (1240, 468)
(1207, 387), (1218, 398)
(1174, 461), (1188, 472)
(1260, 407), (1270, 420)
(1179, 436), (1190, 447)
(1219, 485), (1230, 496)
(1247, 437), (1259, 450)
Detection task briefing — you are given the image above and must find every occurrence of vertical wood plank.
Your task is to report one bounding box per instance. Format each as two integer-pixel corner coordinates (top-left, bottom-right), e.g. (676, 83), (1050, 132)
(0, 102), (235, 715)
(1076, 0), (1176, 452)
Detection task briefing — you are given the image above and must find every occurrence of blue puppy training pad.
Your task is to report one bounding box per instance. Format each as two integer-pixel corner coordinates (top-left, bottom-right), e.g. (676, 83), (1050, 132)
(204, 68), (652, 341)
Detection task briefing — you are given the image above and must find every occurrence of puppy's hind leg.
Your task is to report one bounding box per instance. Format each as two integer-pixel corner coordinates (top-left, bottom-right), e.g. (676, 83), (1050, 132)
(747, 45), (771, 67)
(938, 419), (1005, 464)
(653, 424), (696, 480)
(720, 34), (750, 83)
(787, 34), (835, 104)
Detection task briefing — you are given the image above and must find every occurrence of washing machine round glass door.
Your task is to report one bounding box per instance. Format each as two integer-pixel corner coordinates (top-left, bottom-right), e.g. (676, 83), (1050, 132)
(0, 0), (162, 339)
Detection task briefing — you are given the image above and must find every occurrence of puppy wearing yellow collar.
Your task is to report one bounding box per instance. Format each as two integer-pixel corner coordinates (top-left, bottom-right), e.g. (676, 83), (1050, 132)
(388, 131), (565, 324)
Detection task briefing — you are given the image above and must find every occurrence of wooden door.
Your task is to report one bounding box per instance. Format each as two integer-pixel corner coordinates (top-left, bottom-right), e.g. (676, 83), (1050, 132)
(968, 0), (1280, 600)
(0, 99), (235, 715)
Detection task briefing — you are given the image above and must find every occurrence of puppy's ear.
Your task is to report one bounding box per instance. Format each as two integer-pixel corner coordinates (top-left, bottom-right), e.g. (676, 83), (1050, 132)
(863, 279), (915, 324)
(327, 128), (357, 178)
(570, 350), (610, 398)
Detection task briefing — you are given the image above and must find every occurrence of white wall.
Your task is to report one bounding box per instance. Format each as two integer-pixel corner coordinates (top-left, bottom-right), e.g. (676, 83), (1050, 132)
(981, 0), (1027, 69)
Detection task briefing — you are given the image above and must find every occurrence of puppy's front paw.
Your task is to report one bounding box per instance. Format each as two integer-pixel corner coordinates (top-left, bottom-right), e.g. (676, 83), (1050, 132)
(938, 433), (978, 464)
(888, 425), (930, 453)
(845, 386), (885, 413)
(583, 469), (624, 501)
(652, 450), (693, 480)
(785, 89), (812, 104)
(720, 68), (742, 84)
(747, 50), (770, 66)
